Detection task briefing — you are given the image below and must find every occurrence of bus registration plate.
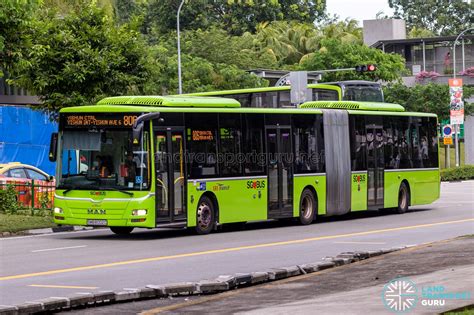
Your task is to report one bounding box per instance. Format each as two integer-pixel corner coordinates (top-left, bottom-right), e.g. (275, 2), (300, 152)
(87, 219), (108, 226)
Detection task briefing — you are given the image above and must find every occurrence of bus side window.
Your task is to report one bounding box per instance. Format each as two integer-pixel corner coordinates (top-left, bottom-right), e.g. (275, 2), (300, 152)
(278, 91), (291, 107)
(218, 113), (243, 176)
(185, 113), (218, 178)
(349, 115), (367, 171)
(242, 114), (265, 174)
(312, 89), (339, 101)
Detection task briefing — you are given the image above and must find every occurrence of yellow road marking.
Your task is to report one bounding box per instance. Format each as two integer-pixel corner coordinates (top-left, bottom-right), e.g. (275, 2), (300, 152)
(1, 218), (473, 282)
(29, 284), (98, 289)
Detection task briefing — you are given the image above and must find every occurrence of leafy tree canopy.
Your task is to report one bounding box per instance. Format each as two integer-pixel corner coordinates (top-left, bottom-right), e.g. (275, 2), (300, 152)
(144, 45), (268, 95)
(388, 0), (473, 36)
(143, 0), (326, 36)
(13, 3), (151, 112)
(299, 38), (406, 82)
(0, 0), (38, 77)
(383, 83), (474, 120)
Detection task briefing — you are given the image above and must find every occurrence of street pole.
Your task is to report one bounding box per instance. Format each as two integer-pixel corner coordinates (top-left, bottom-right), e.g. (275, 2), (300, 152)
(452, 28), (473, 167)
(177, 0), (185, 95)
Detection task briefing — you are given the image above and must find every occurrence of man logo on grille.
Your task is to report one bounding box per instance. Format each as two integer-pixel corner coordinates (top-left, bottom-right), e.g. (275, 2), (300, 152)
(382, 278), (418, 313)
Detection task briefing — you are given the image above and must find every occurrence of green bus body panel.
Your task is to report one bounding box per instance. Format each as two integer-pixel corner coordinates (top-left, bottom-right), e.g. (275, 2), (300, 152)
(300, 101), (405, 112)
(292, 175), (327, 217)
(185, 84), (342, 101)
(59, 105), (436, 119)
(185, 86), (291, 96)
(384, 170), (440, 208)
(97, 95), (241, 108)
(186, 178), (268, 226)
(351, 172), (368, 211)
(53, 190), (156, 228)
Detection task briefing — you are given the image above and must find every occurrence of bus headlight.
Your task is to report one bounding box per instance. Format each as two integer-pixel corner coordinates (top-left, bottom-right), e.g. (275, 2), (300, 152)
(132, 209), (147, 216)
(54, 207), (63, 214)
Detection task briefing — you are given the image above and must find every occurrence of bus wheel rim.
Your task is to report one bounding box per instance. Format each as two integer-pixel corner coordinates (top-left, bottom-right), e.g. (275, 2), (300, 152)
(198, 203), (212, 229)
(301, 195), (313, 219)
(400, 187), (407, 209)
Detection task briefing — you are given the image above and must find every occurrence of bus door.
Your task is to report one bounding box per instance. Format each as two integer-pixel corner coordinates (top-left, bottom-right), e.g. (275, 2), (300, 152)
(155, 128), (186, 223)
(266, 126), (293, 218)
(366, 121), (384, 208)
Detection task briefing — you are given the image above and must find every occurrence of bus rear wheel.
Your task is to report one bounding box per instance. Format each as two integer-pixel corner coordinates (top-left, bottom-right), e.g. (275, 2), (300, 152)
(195, 196), (215, 235)
(299, 189), (316, 225)
(396, 182), (410, 214)
(110, 227), (134, 235)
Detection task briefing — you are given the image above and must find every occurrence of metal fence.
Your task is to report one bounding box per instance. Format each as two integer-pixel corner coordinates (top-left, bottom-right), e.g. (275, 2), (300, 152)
(0, 180), (55, 212)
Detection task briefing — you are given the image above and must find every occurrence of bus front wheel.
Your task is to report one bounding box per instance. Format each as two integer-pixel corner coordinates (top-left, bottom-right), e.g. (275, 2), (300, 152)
(195, 196), (215, 235)
(299, 189), (316, 225)
(396, 182), (410, 214)
(110, 227), (134, 235)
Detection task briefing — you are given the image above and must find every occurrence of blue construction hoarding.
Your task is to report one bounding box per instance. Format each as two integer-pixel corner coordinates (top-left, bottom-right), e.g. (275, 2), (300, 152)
(0, 106), (57, 175)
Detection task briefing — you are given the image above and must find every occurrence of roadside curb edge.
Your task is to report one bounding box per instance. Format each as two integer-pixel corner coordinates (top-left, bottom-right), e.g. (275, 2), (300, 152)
(0, 246), (410, 314)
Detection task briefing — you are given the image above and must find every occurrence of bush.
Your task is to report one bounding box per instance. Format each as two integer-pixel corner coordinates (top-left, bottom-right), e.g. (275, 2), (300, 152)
(0, 184), (20, 214)
(441, 165), (474, 181)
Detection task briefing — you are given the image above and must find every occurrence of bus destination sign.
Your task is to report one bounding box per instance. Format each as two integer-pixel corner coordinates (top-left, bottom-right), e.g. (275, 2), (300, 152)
(61, 114), (139, 129)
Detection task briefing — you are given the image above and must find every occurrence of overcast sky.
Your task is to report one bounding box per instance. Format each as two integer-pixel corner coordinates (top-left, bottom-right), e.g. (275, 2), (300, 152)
(326, 0), (395, 25)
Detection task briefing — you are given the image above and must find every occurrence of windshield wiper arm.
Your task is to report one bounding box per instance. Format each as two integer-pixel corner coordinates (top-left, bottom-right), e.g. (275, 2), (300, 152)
(105, 187), (134, 197)
(62, 186), (76, 195)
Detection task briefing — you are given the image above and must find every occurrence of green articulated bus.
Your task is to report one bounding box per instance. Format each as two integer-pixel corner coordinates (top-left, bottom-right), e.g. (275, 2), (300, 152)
(186, 80), (384, 107)
(51, 96), (440, 235)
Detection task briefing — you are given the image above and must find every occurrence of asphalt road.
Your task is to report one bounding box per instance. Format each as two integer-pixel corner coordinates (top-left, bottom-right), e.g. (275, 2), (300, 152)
(0, 181), (473, 306)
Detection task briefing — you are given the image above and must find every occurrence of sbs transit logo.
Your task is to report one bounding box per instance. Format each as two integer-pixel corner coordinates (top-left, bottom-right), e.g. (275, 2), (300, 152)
(382, 278), (418, 313)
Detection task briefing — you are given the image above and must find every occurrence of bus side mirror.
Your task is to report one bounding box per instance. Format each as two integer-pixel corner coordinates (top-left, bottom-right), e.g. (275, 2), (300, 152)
(132, 121), (144, 148)
(132, 112), (161, 148)
(49, 132), (58, 162)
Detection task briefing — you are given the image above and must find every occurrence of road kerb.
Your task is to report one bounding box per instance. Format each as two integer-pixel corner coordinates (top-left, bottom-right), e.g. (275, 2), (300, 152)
(1, 245), (411, 313)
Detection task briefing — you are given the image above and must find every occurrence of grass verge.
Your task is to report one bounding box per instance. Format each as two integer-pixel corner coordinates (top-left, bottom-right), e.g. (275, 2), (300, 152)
(0, 214), (55, 233)
(440, 142), (465, 169)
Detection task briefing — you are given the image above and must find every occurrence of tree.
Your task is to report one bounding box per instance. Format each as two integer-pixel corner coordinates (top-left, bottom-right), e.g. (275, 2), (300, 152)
(383, 83), (474, 120)
(0, 0), (38, 78)
(13, 3), (151, 112)
(143, 47), (268, 95)
(180, 27), (278, 70)
(299, 38), (406, 82)
(142, 0), (327, 36)
(388, 0), (473, 36)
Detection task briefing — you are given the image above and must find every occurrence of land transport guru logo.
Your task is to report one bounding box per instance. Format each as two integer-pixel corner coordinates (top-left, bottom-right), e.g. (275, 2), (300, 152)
(382, 277), (472, 313)
(382, 278), (418, 313)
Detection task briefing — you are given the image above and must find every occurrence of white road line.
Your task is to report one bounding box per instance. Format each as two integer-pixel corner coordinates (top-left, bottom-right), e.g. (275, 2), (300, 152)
(333, 241), (386, 245)
(31, 245), (87, 253)
(0, 229), (109, 241)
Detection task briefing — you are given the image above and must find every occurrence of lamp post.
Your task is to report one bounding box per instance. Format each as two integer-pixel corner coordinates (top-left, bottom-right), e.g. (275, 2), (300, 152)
(452, 28), (473, 167)
(177, 0), (185, 95)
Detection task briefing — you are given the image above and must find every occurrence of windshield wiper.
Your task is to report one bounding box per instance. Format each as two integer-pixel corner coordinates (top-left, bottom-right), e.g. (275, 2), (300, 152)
(103, 187), (134, 197)
(61, 185), (76, 195)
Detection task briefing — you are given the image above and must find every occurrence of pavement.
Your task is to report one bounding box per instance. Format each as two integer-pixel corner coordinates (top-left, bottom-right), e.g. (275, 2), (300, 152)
(68, 236), (474, 314)
(0, 181), (473, 307)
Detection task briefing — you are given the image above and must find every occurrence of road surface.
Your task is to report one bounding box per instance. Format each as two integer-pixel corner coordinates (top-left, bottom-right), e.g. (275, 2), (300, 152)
(0, 181), (473, 305)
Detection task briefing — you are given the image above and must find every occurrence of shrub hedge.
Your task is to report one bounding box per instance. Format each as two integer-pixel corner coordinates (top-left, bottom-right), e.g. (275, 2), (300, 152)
(441, 165), (474, 181)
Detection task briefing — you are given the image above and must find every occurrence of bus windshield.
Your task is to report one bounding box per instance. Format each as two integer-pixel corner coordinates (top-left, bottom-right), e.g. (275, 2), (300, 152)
(343, 85), (384, 102)
(58, 129), (150, 191)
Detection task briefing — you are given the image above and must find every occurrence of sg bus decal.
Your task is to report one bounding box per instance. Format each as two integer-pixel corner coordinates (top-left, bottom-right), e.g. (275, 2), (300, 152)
(353, 174), (366, 191)
(247, 180), (265, 189)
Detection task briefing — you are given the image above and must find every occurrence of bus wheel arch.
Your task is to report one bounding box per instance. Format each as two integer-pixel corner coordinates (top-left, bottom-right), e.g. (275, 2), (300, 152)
(299, 186), (318, 225)
(195, 192), (218, 235)
(396, 180), (411, 214)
